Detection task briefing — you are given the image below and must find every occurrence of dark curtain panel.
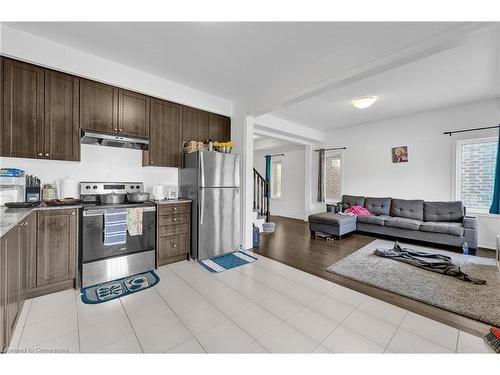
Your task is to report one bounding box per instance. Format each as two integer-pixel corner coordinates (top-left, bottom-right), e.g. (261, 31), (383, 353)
(489, 131), (500, 214)
(265, 155), (272, 198)
(317, 149), (325, 202)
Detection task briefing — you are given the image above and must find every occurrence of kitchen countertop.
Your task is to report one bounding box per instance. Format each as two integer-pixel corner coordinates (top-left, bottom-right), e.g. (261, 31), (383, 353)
(153, 199), (191, 204)
(0, 204), (82, 239)
(1, 200), (191, 238)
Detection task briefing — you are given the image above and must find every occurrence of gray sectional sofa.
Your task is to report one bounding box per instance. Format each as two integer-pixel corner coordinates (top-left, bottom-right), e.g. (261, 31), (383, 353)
(309, 195), (478, 252)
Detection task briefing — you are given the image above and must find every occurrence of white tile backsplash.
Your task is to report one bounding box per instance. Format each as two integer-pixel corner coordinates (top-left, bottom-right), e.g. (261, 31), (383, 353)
(0, 144), (178, 197)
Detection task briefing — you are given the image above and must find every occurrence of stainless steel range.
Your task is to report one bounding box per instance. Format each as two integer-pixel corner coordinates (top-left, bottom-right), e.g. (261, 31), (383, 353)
(79, 182), (156, 288)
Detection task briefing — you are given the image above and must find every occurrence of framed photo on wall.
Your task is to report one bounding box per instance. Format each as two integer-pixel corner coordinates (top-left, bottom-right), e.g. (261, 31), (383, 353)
(392, 146), (408, 163)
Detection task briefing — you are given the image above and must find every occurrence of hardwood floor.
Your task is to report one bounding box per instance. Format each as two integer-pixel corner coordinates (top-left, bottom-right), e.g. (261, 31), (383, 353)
(253, 215), (495, 337)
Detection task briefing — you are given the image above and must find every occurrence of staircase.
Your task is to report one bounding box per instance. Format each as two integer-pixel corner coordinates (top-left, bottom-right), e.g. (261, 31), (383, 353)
(253, 168), (271, 233)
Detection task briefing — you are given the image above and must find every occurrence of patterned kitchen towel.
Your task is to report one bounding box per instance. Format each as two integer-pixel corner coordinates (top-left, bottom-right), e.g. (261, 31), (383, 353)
(103, 208), (127, 245)
(127, 207), (143, 236)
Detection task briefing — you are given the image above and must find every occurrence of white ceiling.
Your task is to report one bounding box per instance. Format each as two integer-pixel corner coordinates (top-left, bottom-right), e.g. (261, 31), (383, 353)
(253, 134), (305, 152)
(271, 25), (500, 131)
(5, 22), (468, 104)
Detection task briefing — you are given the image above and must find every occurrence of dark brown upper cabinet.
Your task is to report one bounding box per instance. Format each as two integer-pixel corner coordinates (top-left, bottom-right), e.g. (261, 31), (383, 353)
(119, 89), (150, 138)
(79, 79), (118, 134)
(1, 58), (80, 161)
(80, 79), (150, 138)
(144, 99), (182, 167)
(44, 70), (80, 161)
(208, 113), (231, 142)
(182, 106), (209, 142)
(1, 58), (44, 159)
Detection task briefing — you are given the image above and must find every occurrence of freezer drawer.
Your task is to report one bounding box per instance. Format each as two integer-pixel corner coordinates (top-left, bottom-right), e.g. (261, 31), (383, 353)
(197, 187), (240, 259)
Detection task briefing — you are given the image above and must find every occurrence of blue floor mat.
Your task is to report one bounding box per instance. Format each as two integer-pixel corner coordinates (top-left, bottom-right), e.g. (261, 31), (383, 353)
(80, 271), (159, 304)
(199, 251), (258, 273)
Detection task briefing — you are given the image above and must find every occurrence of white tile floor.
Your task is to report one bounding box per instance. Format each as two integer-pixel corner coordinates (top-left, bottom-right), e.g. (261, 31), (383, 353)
(7, 251), (495, 354)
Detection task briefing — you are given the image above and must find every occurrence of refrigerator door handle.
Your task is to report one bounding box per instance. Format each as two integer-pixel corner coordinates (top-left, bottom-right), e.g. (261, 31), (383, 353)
(199, 188), (205, 225)
(199, 152), (205, 187)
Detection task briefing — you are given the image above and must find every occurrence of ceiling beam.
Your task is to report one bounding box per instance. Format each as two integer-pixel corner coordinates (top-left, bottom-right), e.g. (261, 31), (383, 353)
(247, 22), (495, 117)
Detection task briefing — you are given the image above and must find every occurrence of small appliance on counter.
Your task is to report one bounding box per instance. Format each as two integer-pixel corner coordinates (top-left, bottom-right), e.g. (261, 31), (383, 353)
(42, 183), (58, 201)
(25, 174), (41, 202)
(152, 184), (165, 200)
(166, 186), (178, 200)
(0, 168), (26, 206)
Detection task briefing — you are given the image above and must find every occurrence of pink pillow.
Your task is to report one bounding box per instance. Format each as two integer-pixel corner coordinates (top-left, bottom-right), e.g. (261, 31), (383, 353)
(345, 205), (373, 216)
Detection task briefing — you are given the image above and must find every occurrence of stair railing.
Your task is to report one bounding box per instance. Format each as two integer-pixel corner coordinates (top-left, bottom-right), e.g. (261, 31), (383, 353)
(253, 168), (270, 222)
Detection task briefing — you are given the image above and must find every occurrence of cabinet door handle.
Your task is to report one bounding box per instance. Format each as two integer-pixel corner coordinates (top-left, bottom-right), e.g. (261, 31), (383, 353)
(173, 207), (177, 211)
(119, 128), (123, 132)
(173, 218), (177, 222)
(37, 152), (43, 157)
(172, 244), (177, 248)
(45, 153), (50, 157)
(71, 211), (76, 216)
(150, 161), (154, 165)
(114, 128), (118, 132)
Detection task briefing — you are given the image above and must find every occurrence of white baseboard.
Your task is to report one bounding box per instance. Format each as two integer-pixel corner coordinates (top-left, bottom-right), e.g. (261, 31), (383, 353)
(478, 242), (496, 250)
(271, 213), (307, 221)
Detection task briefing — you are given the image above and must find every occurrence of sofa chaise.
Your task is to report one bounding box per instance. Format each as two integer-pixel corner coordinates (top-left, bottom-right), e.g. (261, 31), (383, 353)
(308, 195), (478, 252)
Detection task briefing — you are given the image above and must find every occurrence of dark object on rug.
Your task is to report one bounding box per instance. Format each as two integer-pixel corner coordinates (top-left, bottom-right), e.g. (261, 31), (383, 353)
(80, 271), (159, 304)
(374, 242), (486, 285)
(484, 327), (500, 353)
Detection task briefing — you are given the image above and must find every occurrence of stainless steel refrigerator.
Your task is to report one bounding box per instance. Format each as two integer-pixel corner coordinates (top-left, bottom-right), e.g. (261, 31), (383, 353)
(179, 151), (240, 260)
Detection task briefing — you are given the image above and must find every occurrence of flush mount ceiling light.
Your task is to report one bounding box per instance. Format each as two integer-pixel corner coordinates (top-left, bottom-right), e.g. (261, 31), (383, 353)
(351, 96), (378, 109)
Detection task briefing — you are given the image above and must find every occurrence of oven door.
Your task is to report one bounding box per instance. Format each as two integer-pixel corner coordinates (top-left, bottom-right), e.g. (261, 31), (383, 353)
(82, 205), (156, 263)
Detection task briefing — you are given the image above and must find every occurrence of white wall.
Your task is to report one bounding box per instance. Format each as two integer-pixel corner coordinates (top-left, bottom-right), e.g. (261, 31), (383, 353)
(1, 145), (178, 197)
(0, 24), (232, 116)
(323, 98), (500, 249)
(0, 23), (235, 201)
(254, 146), (306, 220)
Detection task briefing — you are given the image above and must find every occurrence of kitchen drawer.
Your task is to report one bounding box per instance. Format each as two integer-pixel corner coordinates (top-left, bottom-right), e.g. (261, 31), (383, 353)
(158, 234), (189, 260)
(158, 203), (190, 215)
(159, 223), (189, 237)
(158, 214), (189, 226)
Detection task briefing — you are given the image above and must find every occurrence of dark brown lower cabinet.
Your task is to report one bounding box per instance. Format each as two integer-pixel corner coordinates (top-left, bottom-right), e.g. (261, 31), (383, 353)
(1, 215), (30, 353)
(157, 203), (191, 266)
(1, 209), (78, 352)
(35, 209), (77, 288)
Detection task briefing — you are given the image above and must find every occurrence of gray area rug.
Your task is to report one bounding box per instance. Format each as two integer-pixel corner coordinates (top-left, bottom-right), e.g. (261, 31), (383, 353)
(327, 239), (500, 326)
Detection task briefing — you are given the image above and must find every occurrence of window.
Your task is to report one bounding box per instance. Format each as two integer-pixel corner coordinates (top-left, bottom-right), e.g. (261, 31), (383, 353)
(271, 160), (282, 199)
(325, 153), (343, 202)
(456, 137), (498, 212)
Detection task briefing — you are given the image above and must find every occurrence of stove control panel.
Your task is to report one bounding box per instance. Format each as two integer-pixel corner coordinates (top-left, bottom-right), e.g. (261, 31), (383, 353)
(80, 182), (144, 196)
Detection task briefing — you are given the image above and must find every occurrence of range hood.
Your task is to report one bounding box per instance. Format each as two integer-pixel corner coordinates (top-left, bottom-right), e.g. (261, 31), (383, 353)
(80, 130), (149, 150)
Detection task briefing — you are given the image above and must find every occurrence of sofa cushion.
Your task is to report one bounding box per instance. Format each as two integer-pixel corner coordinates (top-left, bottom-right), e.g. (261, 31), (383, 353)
(420, 221), (464, 237)
(364, 197), (391, 215)
(357, 215), (390, 226)
(342, 195), (365, 210)
(308, 212), (357, 226)
(384, 217), (423, 231)
(424, 201), (464, 222)
(463, 216), (477, 229)
(390, 199), (424, 220)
